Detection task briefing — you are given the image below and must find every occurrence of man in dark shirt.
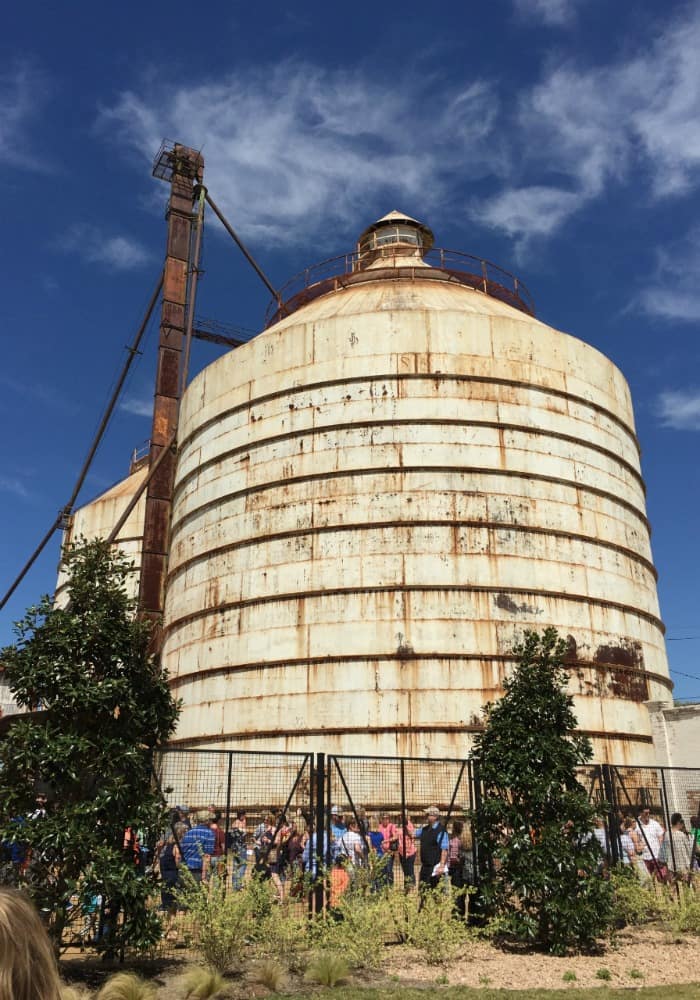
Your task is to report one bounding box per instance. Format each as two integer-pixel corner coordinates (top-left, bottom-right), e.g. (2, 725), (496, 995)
(415, 805), (449, 891)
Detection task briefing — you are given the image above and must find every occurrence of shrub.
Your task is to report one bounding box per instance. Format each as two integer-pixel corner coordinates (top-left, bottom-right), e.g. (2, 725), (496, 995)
(595, 967), (612, 981)
(304, 952), (349, 987)
(96, 973), (157, 1000)
(387, 885), (471, 965)
(176, 871), (273, 973)
(629, 968), (644, 979)
(610, 866), (667, 928)
(254, 958), (289, 993)
(664, 883), (700, 936)
(562, 970), (577, 982)
(471, 628), (614, 954)
(312, 890), (389, 969)
(182, 966), (226, 998)
(256, 903), (311, 972)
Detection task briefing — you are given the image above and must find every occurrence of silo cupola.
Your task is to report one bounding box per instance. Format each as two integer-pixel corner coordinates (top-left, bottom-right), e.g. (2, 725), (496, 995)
(356, 209), (434, 270)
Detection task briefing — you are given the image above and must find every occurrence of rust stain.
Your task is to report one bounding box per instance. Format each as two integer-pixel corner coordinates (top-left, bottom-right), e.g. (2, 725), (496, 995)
(494, 592), (543, 616)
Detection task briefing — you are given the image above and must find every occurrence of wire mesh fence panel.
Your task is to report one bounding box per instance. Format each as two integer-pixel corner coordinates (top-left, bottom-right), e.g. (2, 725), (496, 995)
(327, 755), (472, 892)
(328, 755), (471, 823)
(155, 749), (313, 827)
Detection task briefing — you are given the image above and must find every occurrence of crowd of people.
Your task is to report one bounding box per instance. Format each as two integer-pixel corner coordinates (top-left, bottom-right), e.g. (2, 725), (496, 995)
(593, 808), (699, 882)
(154, 802), (476, 913)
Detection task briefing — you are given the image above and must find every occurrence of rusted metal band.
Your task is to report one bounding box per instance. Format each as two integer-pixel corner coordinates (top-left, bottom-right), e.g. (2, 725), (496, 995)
(178, 371), (641, 458)
(165, 518), (658, 592)
(168, 654), (673, 693)
(173, 416), (645, 505)
(163, 583), (665, 637)
(166, 725), (654, 747)
(169, 464), (651, 541)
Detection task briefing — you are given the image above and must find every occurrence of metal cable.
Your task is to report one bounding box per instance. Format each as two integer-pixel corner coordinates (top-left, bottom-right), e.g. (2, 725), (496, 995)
(0, 272), (164, 612)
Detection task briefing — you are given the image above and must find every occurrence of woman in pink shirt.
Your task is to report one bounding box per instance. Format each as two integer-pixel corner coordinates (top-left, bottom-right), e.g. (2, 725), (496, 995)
(378, 813), (399, 886)
(395, 817), (417, 888)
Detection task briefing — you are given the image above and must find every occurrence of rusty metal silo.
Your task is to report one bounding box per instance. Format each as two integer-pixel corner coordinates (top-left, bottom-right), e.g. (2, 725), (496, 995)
(160, 211), (672, 764)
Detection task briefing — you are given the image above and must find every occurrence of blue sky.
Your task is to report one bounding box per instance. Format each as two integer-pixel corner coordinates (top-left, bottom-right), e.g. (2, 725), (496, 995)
(1, 0), (699, 697)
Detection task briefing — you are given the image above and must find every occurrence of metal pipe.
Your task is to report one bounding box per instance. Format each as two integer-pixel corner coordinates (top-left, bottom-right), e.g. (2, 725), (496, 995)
(204, 191), (285, 310)
(180, 186), (207, 395)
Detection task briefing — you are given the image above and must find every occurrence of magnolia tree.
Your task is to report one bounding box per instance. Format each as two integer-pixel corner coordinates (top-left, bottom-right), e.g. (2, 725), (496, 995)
(471, 627), (613, 953)
(0, 539), (179, 952)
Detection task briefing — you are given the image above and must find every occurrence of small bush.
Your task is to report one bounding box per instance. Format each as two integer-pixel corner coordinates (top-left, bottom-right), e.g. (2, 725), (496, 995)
(388, 885), (471, 966)
(176, 871), (273, 973)
(610, 865), (665, 927)
(562, 970), (577, 982)
(304, 952), (349, 987)
(312, 891), (388, 969)
(257, 903), (311, 972)
(254, 958), (288, 993)
(595, 967), (612, 981)
(664, 883), (700, 936)
(629, 968), (644, 980)
(96, 973), (157, 1000)
(182, 966), (226, 998)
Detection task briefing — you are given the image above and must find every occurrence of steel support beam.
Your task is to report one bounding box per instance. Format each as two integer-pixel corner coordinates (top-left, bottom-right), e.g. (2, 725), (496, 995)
(139, 145), (204, 633)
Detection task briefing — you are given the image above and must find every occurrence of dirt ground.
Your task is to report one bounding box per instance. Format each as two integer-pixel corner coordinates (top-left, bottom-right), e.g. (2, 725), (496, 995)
(63, 927), (700, 995)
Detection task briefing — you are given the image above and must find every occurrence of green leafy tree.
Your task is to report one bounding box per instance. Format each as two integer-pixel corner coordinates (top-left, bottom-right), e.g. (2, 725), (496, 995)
(0, 539), (179, 952)
(471, 627), (613, 953)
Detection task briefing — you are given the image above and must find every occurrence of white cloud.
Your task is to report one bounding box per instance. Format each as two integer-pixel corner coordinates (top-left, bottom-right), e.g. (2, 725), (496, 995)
(511, 0), (585, 26)
(636, 228), (700, 322)
(657, 389), (700, 430)
(473, 185), (580, 240)
(0, 476), (29, 498)
(99, 63), (503, 245)
(120, 396), (153, 417)
(60, 224), (152, 271)
(0, 61), (50, 170)
(474, 7), (700, 244)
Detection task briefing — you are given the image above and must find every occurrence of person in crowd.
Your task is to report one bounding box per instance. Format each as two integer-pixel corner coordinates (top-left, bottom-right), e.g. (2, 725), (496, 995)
(0, 886), (63, 1000)
(337, 817), (365, 870)
(285, 820), (306, 897)
(123, 824), (142, 870)
(208, 811), (226, 879)
(447, 819), (466, 904)
(157, 824), (184, 920)
(619, 817), (637, 868)
(181, 813), (216, 883)
(667, 813), (693, 878)
(366, 816), (386, 890)
(302, 823), (329, 881)
(690, 816), (700, 869)
(396, 816), (417, 889)
(330, 806), (347, 845)
(28, 792), (48, 822)
(378, 812), (399, 886)
(625, 816), (651, 880)
(228, 810), (248, 891)
(636, 807), (666, 878)
(269, 814), (292, 900)
(171, 805), (192, 830)
(254, 813), (276, 880)
(355, 805), (369, 838)
(415, 805), (449, 894)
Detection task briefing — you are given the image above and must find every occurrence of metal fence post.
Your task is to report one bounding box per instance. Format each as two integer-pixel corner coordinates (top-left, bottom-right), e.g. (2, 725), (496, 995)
(660, 767), (677, 877)
(600, 764), (620, 865)
(313, 752), (326, 914)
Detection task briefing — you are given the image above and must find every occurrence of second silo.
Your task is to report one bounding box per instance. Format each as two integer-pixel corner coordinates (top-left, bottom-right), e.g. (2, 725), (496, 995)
(161, 211), (671, 763)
